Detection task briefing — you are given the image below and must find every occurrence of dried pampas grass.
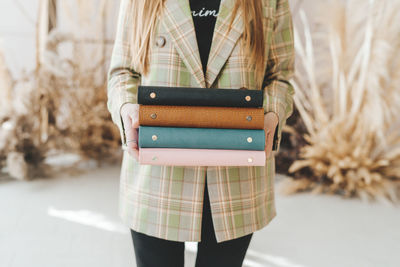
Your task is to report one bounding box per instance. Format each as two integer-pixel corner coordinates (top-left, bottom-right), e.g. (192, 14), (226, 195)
(0, 46), (13, 116)
(285, 0), (400, 203)
(0, 0), (121, 180)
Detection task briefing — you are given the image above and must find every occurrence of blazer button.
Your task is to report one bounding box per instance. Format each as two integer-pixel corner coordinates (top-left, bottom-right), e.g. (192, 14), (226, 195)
(152, 135), (158, 141)
(246, 115), (252, 121)
(150, 113), (157, 119)
(247, 137), (253, 143)
(150, 92), (156, 98)
(155, 36), (166, 47)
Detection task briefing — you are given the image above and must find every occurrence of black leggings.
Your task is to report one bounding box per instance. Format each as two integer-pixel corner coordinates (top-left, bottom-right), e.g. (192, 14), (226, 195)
(130, 176), (253, 267)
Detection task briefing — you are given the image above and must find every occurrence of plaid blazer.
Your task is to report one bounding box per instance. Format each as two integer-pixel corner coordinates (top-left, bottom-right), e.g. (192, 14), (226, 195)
(107, 0), (294, 243)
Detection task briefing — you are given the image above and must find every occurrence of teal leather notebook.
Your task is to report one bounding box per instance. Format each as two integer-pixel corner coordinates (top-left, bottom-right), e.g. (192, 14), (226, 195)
(138, 126), (265, 150)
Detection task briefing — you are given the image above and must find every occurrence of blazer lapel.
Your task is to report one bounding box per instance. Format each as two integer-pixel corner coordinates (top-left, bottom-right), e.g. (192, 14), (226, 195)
(162, 0), (206, 88)
(162, 0), (244, 88)
(206, 0), (244, 88)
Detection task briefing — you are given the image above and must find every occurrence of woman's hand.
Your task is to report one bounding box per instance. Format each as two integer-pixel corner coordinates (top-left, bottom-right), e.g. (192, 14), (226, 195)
(264, 112), (279, 159)
(121, 103), (140, 160)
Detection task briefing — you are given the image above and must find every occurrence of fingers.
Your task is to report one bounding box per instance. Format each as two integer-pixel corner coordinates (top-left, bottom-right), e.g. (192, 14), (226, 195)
(120, 103), (141, 160)
(131, 114), (140, 129)
(122, 112), (139, 161)
(126, 127), (139, 160)
(128, 111), (140, 160)
(264, 113), (278, 159)
(265, 131), (273, 159)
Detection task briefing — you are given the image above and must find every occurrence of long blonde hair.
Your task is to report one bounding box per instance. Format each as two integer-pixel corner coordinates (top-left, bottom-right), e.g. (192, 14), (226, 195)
(127, 0), (265, 88)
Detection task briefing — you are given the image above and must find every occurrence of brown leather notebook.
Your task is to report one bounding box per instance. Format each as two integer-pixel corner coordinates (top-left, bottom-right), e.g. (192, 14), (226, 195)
(139, 105), (264, 129)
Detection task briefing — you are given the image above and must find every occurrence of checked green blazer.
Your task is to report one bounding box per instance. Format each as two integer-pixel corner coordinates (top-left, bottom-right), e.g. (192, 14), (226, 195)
(107, 0), (294, 243)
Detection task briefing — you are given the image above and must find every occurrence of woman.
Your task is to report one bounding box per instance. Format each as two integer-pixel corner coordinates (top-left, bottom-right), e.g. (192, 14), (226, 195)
(107, 0), (294, 266)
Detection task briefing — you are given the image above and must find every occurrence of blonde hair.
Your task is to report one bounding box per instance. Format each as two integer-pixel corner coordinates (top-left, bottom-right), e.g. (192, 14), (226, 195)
(128, 0), (265, 88)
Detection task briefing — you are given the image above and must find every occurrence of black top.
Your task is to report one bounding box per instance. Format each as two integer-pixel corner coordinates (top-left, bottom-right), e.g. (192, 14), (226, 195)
(189, 0), (221, 75)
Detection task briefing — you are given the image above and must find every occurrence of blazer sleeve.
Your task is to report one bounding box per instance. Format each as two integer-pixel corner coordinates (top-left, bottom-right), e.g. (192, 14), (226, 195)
(107, 0), (141, 147)
(262, 0), (295, 153)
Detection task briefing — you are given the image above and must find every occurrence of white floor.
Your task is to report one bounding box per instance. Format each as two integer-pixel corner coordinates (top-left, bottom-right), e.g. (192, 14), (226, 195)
(1, 158), (399, 267)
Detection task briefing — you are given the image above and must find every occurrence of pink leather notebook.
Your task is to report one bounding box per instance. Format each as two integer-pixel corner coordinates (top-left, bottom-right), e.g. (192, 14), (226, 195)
(138, 148), (266, 166)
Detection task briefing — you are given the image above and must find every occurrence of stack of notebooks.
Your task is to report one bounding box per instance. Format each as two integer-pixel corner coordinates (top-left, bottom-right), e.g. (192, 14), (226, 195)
(136, 85), (266, 166)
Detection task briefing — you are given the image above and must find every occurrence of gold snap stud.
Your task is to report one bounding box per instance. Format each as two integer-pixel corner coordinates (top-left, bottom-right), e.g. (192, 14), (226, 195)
(150, 113), (157, 119)
(150, 92), (156, 98)
(245, 95), (251, 102)
(246, 115), (252, 121)
(247, 137), (253, 143)
(152, 135), (158, 141)
(248, 157), (253, 163)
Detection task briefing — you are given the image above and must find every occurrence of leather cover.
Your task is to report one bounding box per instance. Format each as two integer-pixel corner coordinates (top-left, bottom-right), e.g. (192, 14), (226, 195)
(138, 126), (265, 150)
(139, 148), (266, 166)
(139, 105), (264, 129)
(138, 85), (263, 107)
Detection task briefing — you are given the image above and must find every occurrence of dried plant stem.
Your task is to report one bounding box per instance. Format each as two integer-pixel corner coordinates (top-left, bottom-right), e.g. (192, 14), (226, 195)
(286, 0), (400, 203)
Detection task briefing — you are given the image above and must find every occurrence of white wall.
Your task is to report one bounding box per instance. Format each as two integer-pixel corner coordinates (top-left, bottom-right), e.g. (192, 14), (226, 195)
(0, 0), (120, 79)
(0, 0), (39, 78)
(0, 0), (308, 80)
